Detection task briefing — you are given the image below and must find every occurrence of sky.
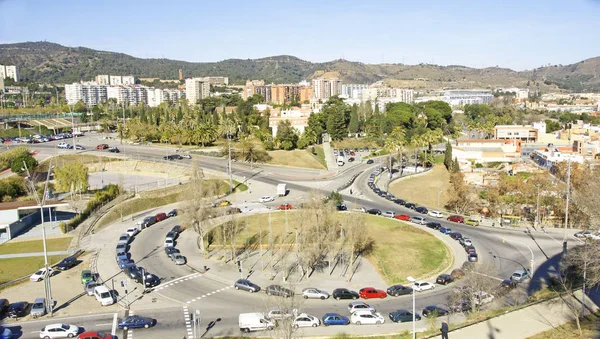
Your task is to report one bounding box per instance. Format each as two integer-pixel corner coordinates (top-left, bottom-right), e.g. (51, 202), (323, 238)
(0, 0), (599, 71)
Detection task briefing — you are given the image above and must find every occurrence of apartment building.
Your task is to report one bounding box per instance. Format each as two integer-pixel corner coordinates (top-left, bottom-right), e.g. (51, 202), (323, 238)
(268, 104), (313, 137)
(0, 65), (20, 82)
(243, 80), (312, 104)
(65, 83), (107, 107)
(452, 139), (522, 163)
(530, 148), (584, 173)
(341, 84), (369, 99)
(95, 75), (110, 85)
(202, 76), (229, 86)
(146, 88), (185, 107)
(441, 90), (493, 106)
(573, 140), (600, 158)
(493, 125), (539, 142)
(312, 78), (342, 100)
(185, 78), (210, 105)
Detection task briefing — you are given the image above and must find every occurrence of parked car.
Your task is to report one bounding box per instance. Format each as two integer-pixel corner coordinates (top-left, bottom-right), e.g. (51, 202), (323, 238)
(140, 273), (161, 288)
(389, 309), (421, 323)
(141, 216), (157, 228)
(428, 210), (443, 218)
(226, 207), (242, 215)
(30, 267), (54, 282)
(116, 243), (127, 254)
(366, 159), (374, 164)
(465, 219), (480, 226)
(7, 301), (29, 318)
(118, 233), (130, 245)
(125, 227), (139, 237)
(259, 196), (274, 203)
(366, 208), (382, 215)
(75, 144), (85, 150)
(336, 204), (347, 211)
(468, 253), (479, 262)
(108, 146), (120, 153)
(118, 315), (156, 330)
(212, 200), (231, 207)
(165, 247), (180, 259)
(415, 206), (428, 214)
(56, 255), (78, 271)
(167, 209), (178, 217)
(85, 281), (102, 296)
(447, 215), (465, 223)
(267, 306), (293, 321)
(234, 279), (260, 293)
(499, 279), (518, 291)
(155, 213), (167, 222)
(404, 202), (416, 209)
(395, 214), (410, 221)
(461, 238), (473, 247)
(394, 199), (406, 205)
(0, 327), (12, 339)
(118, 258), (135, 269)
(0, 298), (8, 314)
(302, 288), (330, 300)
(440, 227), (452, 234)
(292, 313), (321, 328)
(30, 297), (46, 318)
(40, 323), (80, 338)
(473, 291), (495, 306)
(348, 157), (355, 162)
(510, 269), (530, 283)
(381, 211), (395, 218)
(422, 305), (448, 317)
(171, 254), (187, 265)
(171, 225), (183, 235)
(449, 232), (463, 240)
(386, 284), (412, 296)
(125, 265), (143, 281)
(574, 231), (592, 239)
(322, 313), (350, 326)
(332, 288), (359, 300)
(436, 274), (454, 285)
(347, 301), (375, 314)
(412, 281), (435, 292)
(350, 311), (385, 325)
(265, 285), (293, 297)
(165, 231), (177, 242)
(277, 203), (293, 210)
(359, 287), (387, 299)
(164, 238), (174, 248)
(411, 216), (426, 225)
(76, 331), (114, 339)
(96, 144), (109, 150)
(426, 222), (441, 230)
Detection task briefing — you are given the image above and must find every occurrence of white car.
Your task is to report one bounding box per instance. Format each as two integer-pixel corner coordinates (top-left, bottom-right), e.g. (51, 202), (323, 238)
(302, 288), (330, 300)
(181, 154), (192, 159)
(259, 196), (275, 203)
(164, 239), (174, 248)
(588, 233), (600, 240)
(382, 211), (395, 218)
(350, 311), (385, 325)
(462, 238), (473, 246)
(125, 227), (139, 237)
(473, 291), (495, 306)
(413, 281), (435, 292)
(292, 313), (320, 328)
(348, 301), (375, 314)
(30, 267), (54, 282)
(57, 142), (70, 149)
(428, 211), (443, 218)
(39, 323), (80, 339)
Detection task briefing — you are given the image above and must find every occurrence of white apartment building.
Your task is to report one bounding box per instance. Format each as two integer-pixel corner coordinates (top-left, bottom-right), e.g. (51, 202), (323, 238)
(201, 76), (229, 86)
(312, 78), (342, 100)
(122, 75), (135, 85)
(65, 83), (107, 107)
(0, 65), (20, 82)
(185, 78), (210, 105)
(341, 84), (370, 99)
(107, 86), (129, 105)
(147, 88), (184, 107)
(95, 75), (110, 85)
(109, 75), (123, 86)
(441, 90), (493, 107)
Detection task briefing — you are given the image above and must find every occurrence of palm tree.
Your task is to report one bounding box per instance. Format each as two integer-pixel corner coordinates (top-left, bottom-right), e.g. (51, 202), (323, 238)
(384, 126), (406, 178)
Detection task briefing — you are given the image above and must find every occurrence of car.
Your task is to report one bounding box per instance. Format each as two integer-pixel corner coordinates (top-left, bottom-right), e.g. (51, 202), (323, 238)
(75, 144), (85, 150)
(164, 239), (174, 248)
(449, 300), (472, 313)
(171, 225), (183, 235)
(366, 208), (382, 215)
(377, 191), (387, 197)
(336, 204), (347, 211)
(108, 146), (120, 153)
(30, 267), (54, 282)
(7, 301), (29, 318)
(277, 203), (293, 210)
(422, 305), (448, 317)
(510, 269), (530, 283)
(468, 252), (479, 262)
(348, 301), (376, 314)
(465, 245), (476, 254)
(415, 206), (428, 214)
(1, 327), (13, 339)
(116, 243), (127, 254)
(56, 255), (78, 270)
(426, 222), (442, 230)
(118, 233), (130, 245)
(234, 279), (260, 293)
(447, 215), (465, 223)
(413, 281), (435, 292)
(386, 284), (412, 296)
(40, 323), (80, 338)
(181, 154), (192, 159)
(96, 144), (109, 150)
(125, 265), (143, 281)
(266, 306), (293, 321)
(57, 142), (71, 149)
(574, 231), (591, 239)
(142, 273), (161, 287)
(165, 247), (180, 258)
(226, 207), (242, 215)
(259, 196), (274, 203)
(125, 227), (139, 237)
(404, 203), (416, 209)
(155, 212), (167, 222)
(265, 285), (293, 297)
(350, 311), (385, 325)
(212, 200), (231, 207)
(499, 279), (518, 291)
(118, 258), (135, 269)
(465, 219), (480, 226)
(85, 281), (102, 296)
(31, 297), (46, 318)
(141, 216), (157, 228)
(393, 199), (406, 205)
(348, 157), (355, 162)
(428, 210), (443, 218)
(167, 209), (178, 217)
(322, 313), (350, 326)
(449, 232), (463, 240)
(386, 193), (395, 200)
(382, 211), (395, 218)
(389, 309), (421, 323)
(302, 288), (329, 300)
(411, 216), (426, 225)
(118, 315), (156, 330)
(292, 313), (320, 328)
(461, 238), (473, 247)
(333, 288), (360, 300)
(349, 151), (355, 156)
(77, 331), (114, 339)
(451, 268), (466, 279)
(171, 254), (187, 265)
(395, 214), (410, 221)
(359, 287), (387, 299)
(166, 231), (177, 241)
(366, 159), (374, 164)
(473, 291), (495, 306)
(440, 227), (452, 234)
(436, 274), (454, 285)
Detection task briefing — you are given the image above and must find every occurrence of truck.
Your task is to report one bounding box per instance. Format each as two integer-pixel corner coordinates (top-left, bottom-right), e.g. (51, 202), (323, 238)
(277, 183), (287, 196)
(238, 312), (275, 333)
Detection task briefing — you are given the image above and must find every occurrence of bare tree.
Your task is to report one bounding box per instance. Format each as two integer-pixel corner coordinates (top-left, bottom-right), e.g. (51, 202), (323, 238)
(263, 283), (305, 339)
(451, 263), (500, 313)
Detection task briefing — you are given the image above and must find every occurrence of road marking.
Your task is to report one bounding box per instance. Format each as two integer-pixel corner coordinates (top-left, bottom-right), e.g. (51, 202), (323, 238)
(127, 310), (134, 339)
(111, 312), (118, 336)
(95, 323), (113, 326)
(472, 271), (504, 282)
(153, 273), (202, 291)
(183, 305), (194, 338)
(30, 331), (40, 334)
(14, 312), (117, 325)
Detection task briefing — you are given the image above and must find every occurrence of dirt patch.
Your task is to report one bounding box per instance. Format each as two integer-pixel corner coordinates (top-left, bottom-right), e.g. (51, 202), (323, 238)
(389, 164), (451, 209)
(267, 150), (325, 169)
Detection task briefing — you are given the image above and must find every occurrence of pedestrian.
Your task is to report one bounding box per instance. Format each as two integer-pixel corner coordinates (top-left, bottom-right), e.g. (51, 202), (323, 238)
(440, 321), (449, 339)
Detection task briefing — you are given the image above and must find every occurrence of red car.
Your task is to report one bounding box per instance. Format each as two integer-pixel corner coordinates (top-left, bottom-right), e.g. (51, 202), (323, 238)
(447, 215), (465, 223)
(156, 213), (167, 222)
(359, 287), (387, 299)
(96, 144), (109, 150)
(78, 332), (114, 339)
(395, 214), (410, 221)
(277, 204), (293, 210)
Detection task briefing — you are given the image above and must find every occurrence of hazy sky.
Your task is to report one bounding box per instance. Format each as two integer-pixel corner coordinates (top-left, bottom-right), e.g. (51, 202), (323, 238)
(1, 0), (599, 70)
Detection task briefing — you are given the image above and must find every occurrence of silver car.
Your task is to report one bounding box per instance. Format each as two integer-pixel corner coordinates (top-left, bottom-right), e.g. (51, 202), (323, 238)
(85, 281), (102, 296)
(172, 254), (186, 265)
(301, 288), (330, 300)
(30, 297), (46, 318)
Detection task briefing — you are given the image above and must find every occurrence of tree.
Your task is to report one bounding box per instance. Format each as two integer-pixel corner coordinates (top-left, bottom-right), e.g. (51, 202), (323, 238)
(444, 141), (453, 171)
(54, 162), (88, 193)
(11, 153), (38, 175)
(445, 172), (476, 213)
(276, 120), (298, 150)
(452, 157), (460, 173)
(545, 119), (561, 133)
(348, 104), (359, 133)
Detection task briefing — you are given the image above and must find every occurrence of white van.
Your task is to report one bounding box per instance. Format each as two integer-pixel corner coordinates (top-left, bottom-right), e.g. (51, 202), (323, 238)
(239, 312), (275, 333)
(94, 285), (114, 306)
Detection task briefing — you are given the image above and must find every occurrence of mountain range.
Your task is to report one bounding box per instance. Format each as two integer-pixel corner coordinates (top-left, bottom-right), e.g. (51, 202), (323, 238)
(1, 41), (599, 92)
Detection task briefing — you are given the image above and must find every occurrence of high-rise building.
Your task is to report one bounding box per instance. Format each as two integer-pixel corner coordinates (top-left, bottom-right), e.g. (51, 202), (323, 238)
(185, 78), (210, 105)
(65, 84), (107, 107)
(107, 86), (129, 105)
(95, 75), (110, 85)
(0, 65), (20, 82)
(341, 84), (369, 99)
(201, 76), (229, 86)
(243, 80), (312, 104)
(312, 78), (341, 100)
(122, 75), (136, 85)
(109, 76), (123, 86)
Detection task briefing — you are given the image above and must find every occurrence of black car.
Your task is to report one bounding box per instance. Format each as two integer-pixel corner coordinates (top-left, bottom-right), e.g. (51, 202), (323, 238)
(386, 193), (396, 200)
(373, 188), (381, 194)
(7, 301), (29, 318)
(415, 206), (428, 214)
(468, 252), (479, 262)
(0, 298), (8, 314)
(378, 191), (388, 197)
(404, 203), (416, 210)
(393, 199), (406, 205)
(126, 265), (143, 281)
(386, 284), (413, 296)
(167, 209), (178, 217)
(165, 247), (180, 258)
(171, 225), (183, 235)
(348, 157), (355, 162)
(366, 208), (382, 215)
(108, 147), (120, 153)
(366, 159), (374, 164)
(142, 216), (157, 228)
(336, 204), (347, 211)
(389, 309), (421, 323)
(426, 222), (441, 230)
(332, 288), (359, 300)
(449, 232), (463, 240)
(436, 274), (454, 285)
(138, 273), (160, 287)
(422, 305), (448, 317)
(265, 285), (293, 297)
(56, 255), (78, 270)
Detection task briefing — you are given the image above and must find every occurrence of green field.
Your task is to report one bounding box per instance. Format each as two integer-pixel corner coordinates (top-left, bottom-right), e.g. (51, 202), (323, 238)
(0, 237), (72, 255)
(0, 255), (64, 284)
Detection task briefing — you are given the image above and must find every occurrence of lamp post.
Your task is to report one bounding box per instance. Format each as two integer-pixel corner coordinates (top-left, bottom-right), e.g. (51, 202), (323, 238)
(535, 184), (541, 228)
(563, 158), (571, 253)
(407, 276), (417, 339)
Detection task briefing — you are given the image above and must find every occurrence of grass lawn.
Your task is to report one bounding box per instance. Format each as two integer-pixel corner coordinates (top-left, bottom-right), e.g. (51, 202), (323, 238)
(0, 237), (72, 255)
(389, 164), (451, 209)
(311, 145), (327, 169)
(208, 212), (449, 284)
(267, 150), (325, 169)
(0, 255), (65, 284)
(526, 313), (600, 339)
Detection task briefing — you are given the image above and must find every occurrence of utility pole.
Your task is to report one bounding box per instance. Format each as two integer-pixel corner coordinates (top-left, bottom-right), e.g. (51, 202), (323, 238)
(535, 184), (541, 228)
(563, 158), (571, 253)
(120, 102), (125, 145)
(227, 126), (233, 193)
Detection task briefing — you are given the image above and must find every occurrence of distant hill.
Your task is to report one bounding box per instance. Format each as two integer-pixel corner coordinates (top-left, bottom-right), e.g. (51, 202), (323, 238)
(0, 41), (599, 92)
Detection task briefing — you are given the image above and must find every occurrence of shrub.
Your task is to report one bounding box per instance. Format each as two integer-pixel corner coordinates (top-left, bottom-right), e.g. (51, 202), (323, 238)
(59, 222), (67, 234)
(263, 141), (275, 151)
(11, 153), (37, 174)
(65, 184), (121, 230)
(0, 146), (30, 172)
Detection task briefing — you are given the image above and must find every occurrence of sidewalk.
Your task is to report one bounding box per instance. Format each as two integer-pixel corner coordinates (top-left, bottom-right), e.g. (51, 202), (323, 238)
(0, 250), (72, 259)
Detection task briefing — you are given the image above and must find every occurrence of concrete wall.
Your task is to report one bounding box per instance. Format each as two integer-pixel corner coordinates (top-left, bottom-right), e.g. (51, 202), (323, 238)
(8, 210), (41, 239)
(0, 209), (19, 225)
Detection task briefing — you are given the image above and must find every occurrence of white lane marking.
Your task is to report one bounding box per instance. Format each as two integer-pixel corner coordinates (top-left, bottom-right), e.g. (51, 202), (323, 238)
(111, 312), (118, 336)
(127, 310), (134, 339)
(95, 323), (113, 326)
(16, 312), (116, 325)
(183, 306), (194, 338)
(30, 331), (40, 334)
(472, 271), (503, 282)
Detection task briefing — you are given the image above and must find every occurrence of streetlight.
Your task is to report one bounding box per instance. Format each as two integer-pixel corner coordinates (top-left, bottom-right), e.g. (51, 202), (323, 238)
(503, 238), (535, 276)
(406, 276), (417, 339)
(192, 309), (201, 339)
